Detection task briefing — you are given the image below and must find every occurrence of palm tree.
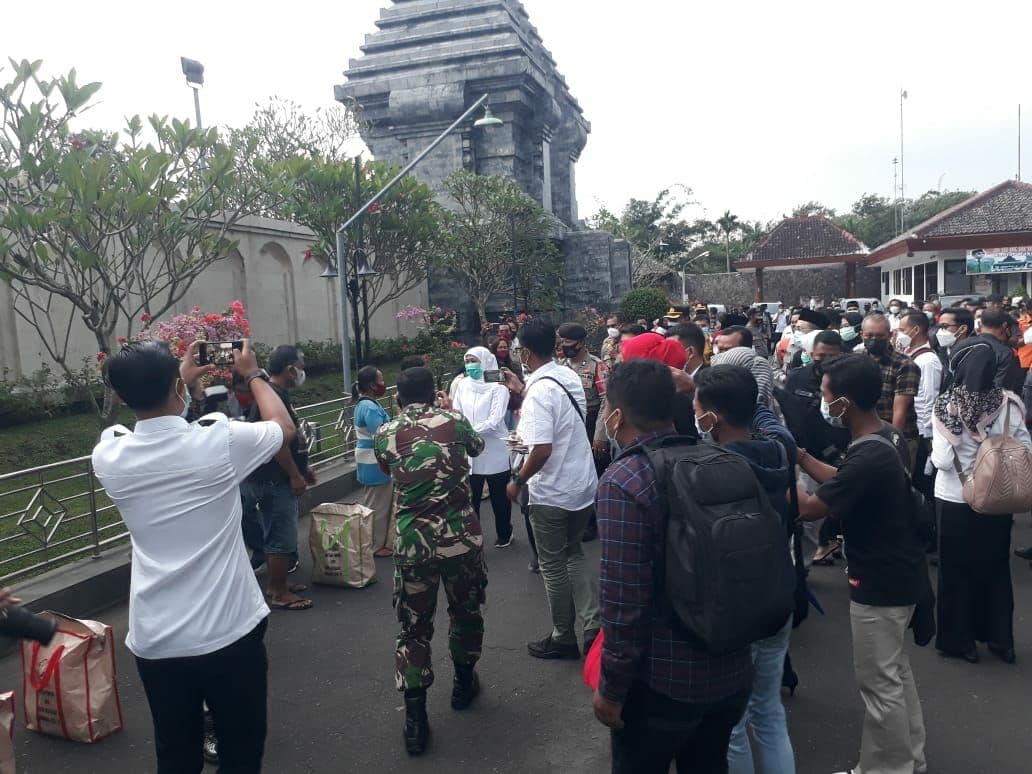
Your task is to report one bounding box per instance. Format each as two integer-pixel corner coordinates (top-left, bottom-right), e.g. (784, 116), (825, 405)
(716, 210), (740, 273)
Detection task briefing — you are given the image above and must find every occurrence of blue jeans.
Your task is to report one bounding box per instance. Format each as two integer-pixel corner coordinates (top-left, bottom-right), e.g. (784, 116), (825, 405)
(241, 479), (299, 557)
(727, 616), (795, 774)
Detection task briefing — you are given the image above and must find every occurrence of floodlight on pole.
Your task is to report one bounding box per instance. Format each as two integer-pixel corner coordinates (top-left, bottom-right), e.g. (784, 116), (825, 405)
(180, 57), (205, 129)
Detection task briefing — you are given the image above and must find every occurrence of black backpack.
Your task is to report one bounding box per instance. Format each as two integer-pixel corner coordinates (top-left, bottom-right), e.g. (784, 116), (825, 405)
(631, 435), (796, 654)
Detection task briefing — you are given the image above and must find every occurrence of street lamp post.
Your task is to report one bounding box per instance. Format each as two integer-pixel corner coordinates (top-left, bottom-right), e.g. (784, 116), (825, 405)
(323, 95), (502, 391)
(680, 250), (711, 304)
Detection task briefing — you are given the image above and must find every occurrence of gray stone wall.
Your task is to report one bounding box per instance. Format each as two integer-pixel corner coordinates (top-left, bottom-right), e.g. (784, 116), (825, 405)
(683, 265), (881, 308)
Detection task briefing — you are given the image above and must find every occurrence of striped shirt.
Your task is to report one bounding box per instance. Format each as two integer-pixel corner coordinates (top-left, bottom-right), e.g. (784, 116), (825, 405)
(597, 428), (753, 704)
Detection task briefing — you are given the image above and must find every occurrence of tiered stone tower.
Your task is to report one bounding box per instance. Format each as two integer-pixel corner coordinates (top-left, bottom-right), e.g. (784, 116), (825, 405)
(335, 0), (631, 323)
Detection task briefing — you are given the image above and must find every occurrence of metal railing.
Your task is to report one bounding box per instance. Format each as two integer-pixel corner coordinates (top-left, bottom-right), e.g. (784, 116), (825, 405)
(0, 388), (398, 586)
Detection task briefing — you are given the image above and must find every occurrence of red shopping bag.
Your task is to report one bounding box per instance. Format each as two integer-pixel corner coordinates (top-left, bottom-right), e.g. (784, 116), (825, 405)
(582, 629), (605, 691)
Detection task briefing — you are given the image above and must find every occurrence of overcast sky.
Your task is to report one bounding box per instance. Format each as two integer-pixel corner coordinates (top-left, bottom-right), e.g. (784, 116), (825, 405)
(3, 0), (1029, 225)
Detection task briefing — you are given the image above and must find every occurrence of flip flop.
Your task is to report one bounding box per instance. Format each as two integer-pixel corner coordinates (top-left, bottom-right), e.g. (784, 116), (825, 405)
(268, 598), (313, 611)
(373, 548), (394, 558)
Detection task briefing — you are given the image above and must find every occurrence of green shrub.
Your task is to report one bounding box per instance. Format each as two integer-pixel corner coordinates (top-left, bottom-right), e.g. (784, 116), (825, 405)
(1009, 284), (1029, 300)
(618, 287), (671, 325)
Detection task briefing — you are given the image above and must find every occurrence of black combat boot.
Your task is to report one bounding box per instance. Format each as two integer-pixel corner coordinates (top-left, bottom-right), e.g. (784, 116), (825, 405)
(451, 662), (480, 710)
(403, 688), (430, 755)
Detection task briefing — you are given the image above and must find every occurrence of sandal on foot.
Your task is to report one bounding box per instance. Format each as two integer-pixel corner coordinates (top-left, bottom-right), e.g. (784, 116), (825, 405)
(268, 597), (313, 611)
(374, 547), (394, 558)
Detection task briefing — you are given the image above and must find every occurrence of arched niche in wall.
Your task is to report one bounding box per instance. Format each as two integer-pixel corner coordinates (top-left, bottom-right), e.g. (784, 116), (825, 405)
(255, 241), (298, 345)
(297, 251), (340, 344)
(173, 248), (248, 317)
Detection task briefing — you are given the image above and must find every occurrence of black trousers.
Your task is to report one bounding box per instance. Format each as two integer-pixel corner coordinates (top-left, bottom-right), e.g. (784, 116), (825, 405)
(611, 682), (748, 774)
(936, 499), (1014, 653)
(470, 471), (513, 542)
(136, 619), (268, 774)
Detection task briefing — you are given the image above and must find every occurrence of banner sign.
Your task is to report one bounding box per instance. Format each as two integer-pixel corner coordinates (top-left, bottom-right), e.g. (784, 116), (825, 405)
(965, 247), (1032, 275)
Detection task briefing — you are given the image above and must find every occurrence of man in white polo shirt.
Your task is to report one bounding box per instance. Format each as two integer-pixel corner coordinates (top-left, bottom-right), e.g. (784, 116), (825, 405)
(506, 319), (600, 660)
(92, 339), (295, 773)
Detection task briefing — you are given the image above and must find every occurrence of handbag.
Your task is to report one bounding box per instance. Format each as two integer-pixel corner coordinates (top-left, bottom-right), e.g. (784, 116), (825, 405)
(952, 399), (1032, 515)
(21, 613), (124, 743)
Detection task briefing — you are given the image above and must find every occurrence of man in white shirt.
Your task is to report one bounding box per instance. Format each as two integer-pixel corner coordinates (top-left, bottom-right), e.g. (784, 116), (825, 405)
(506, 320), (600, 660)
(92, 339), (296, 773)
(898, 312), (943, 526)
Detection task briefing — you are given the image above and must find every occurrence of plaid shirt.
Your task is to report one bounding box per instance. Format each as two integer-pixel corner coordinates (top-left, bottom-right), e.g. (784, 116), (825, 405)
(869, 348), (920, 439)
(597, 428), (753, 704)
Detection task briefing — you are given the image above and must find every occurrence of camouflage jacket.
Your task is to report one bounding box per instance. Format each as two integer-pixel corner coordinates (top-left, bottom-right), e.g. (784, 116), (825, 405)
(600, 337), (620, 369)
(374, 403), (486, 565)
(558, 353), (609, 412)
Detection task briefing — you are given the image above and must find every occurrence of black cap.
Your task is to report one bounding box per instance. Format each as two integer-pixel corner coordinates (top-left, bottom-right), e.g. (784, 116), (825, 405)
(557, 323), (587, 340)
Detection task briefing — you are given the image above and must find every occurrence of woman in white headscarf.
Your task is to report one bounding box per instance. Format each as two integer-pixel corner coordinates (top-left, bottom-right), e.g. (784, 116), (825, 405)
(453, 346), (514, 547)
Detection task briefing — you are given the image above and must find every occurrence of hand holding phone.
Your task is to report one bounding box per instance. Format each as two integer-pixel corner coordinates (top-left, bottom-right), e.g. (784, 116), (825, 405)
(483, 369), (504, 383)
(198, 340), (244, 367)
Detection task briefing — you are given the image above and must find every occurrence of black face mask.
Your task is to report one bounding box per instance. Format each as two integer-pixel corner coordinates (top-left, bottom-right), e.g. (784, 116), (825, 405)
(561, 344), (581, 359)
(864, 339), (889, 357)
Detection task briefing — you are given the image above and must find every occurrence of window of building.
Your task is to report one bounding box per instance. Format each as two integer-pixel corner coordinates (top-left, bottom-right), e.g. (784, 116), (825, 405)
(914, 264), (925, 299)
(893, 269), (902, 295)
(943, 259), (970, 295)
(882, 271), (890, 296)
(925, 261), (938, 299)
(902, 267), (913, 295)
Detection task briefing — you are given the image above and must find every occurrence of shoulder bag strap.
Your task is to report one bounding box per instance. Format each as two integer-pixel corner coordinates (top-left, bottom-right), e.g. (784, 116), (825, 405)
(535, 376), (585, 421)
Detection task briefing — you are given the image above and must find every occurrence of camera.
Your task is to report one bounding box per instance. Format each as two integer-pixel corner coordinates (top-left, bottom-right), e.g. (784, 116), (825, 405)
(0, 606), (58, 645)
(198, 341), (243, 367)
(483, 370), (504, 383)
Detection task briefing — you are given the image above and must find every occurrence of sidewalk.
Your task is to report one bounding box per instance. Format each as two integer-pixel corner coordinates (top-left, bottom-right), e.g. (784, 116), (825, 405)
(3, 515), (1032, 772)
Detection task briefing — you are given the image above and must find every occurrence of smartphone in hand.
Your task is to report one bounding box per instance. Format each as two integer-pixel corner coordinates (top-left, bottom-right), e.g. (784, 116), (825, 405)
(198, 341), (244, 366)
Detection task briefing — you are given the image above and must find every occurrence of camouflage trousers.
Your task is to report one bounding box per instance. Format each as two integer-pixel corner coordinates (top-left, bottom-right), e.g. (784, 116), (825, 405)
(394, 548), (487, 691)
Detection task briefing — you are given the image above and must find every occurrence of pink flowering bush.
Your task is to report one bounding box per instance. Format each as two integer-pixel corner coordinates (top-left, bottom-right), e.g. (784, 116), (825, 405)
(135, 300), (252, 380)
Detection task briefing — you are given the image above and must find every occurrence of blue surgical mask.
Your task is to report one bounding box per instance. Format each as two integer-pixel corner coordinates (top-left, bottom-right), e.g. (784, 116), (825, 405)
(465, 363), (484, 380)
(840, 326), (858, 342)
(820, 397), (848, 428)
(695, 411), (715, 440)
(801, 352), (813, 366)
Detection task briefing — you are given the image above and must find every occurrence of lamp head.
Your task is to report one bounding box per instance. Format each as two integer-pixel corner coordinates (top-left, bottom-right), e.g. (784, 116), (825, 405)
(181, 57), (204, 87)
(473, 104), (503, 129)
(355, 248), (377, 278)
(320, 258), (339, 279)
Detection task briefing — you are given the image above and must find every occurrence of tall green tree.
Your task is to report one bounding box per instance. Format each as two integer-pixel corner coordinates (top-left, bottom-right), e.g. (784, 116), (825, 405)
(276, 156), (442, 356)
(834, 189), (975, 249)
(438, 170), (562, 326)
(0, 59), (279, 420)
(715, 210), (740, 272)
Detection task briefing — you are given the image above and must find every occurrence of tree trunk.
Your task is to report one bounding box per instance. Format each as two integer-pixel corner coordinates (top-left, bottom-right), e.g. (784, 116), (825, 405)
(475, 299), (488, 338)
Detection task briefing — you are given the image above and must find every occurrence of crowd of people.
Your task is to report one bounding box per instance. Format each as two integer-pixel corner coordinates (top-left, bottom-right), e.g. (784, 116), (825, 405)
(79, 289), (1032, 773)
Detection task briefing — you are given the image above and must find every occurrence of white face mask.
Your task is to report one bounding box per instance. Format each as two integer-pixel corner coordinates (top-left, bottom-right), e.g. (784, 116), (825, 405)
(925, 311), (935, 320)
(895, 331), (912, 352)
(607, 327), (620, 339)
(695, 411), (715, 439)
(293, 366), (307, 387)
(840, 325), (858, 342)
(820, 396), (848, 428)
(179, 383), (191, 419)
(889, 306), (901, 315)
(936, 329), (957, 349)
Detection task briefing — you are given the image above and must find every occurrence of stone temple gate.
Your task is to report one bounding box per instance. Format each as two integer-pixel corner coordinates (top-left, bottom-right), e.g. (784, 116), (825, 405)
(335, 0), (631, 325)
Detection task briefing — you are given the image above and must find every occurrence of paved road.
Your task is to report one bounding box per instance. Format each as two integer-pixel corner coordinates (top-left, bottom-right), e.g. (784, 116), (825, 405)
(3, 514), (1032, 773)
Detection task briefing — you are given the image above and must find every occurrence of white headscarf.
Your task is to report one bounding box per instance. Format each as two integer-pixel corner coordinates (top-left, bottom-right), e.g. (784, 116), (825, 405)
(463, 346), (498, 392)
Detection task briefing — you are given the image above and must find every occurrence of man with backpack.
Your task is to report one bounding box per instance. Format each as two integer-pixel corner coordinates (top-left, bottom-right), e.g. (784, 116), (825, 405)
(795, 354), (927, 774)
(594, 359), (793, 772)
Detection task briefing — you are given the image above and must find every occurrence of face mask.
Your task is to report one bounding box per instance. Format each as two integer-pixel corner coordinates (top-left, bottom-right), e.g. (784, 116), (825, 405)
(801, 352), (813, 366)
(465, 363), (484, 380)
(371, 383), (387, 397)
(864, 339), (889, 357)
(700, 327), (711, 335)
(790, 330), (804, 346)
(974, 319), (983, 333)
(179, 383), (191, 419)
(894, 331), (912, 352)
(236, 392), (254, 409)
(607, 327), (620, 339)
(925, 311), (935, 320)
(292, 366), (307, 387)
(820, 396), (848, 428)
(889, 306), (901, 315)
(561, 344), (581, 359)
(603, 409), (621, 446)
(1023, 328), (1032, 346)
(936, 329), (957, 349)
(712, 343), (722, 355)
(695, 411), (715, 439)
(840, 325), (858, 342)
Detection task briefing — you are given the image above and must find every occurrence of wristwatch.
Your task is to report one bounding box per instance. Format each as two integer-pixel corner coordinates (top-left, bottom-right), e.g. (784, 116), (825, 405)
(511, 472), (526, 487)
(246, 368), (271, 386)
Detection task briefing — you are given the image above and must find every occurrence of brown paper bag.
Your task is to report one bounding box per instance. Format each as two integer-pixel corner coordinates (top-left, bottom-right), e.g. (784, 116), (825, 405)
(309, 502), (377, 588)
(0, 691), (14, 774)
(21, 613), (124, 743)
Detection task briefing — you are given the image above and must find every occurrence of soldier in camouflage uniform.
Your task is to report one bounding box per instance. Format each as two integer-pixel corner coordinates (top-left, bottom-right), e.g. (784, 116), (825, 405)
(557, 322), (611, 541)
(373, 367), (488, 756)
